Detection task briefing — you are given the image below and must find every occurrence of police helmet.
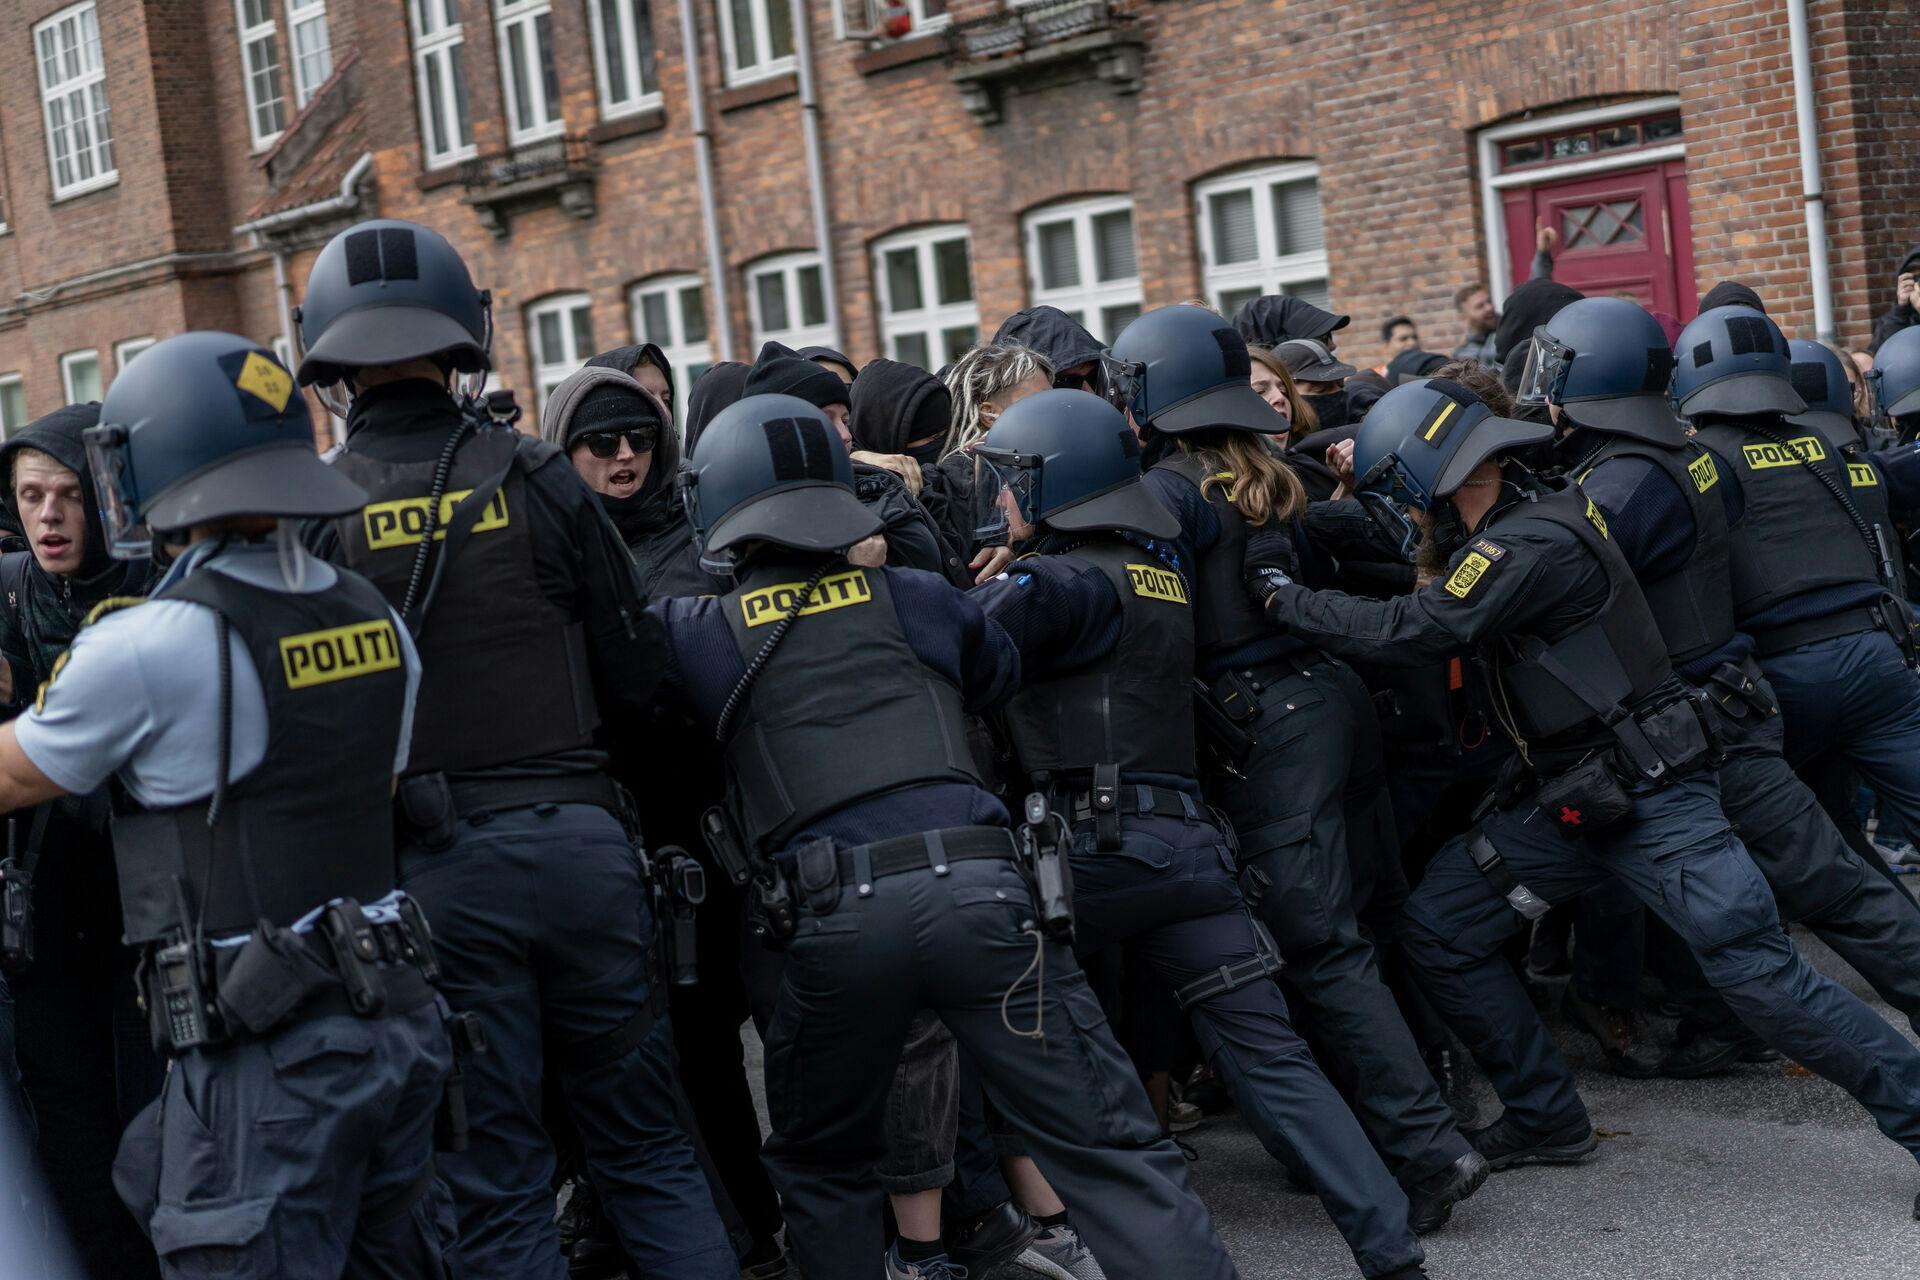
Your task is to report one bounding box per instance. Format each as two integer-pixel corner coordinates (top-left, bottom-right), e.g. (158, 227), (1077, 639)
(1670, 305), (1804, 419)
(1872, 326), (1920, 423)
(680, 393), (881, 571)
(1518, 297), (1684, 443)
(1351, 378), (1552, 560)
(1108, 305), (1287, 436)
(1784, 340), (1862, 447)
(973, 390), (1178, 543)
(295, 219), (491, 392)
(86, 332), (368, 559)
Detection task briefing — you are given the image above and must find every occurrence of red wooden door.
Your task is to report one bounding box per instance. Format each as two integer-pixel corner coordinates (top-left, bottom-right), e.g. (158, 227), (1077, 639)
(1504, 159), (1697, 321)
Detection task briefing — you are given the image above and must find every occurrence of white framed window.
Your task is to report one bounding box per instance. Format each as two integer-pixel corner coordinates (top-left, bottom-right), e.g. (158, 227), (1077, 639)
(61, 350), (101, 405)
(113, 337), (155, 379)
(873, 225), (978, 371)
(496, 0), (563, 144)
(833, 0), (950, 39)
(746, 252), (834, 351)
(35, 3), (116, 201)
(0, 377), (25, 439)
(588, 0), (660, 119)
(411, 0), (475, 167)
(1022, 196), (1142, 345)
(1193, 161), (1330, 320)
(285, 0), (333, 107)
(527, 293), (595, 424)
(629, 274), (712, 425)
(234, 0), (288, 149)
(716, 0), (795, 86)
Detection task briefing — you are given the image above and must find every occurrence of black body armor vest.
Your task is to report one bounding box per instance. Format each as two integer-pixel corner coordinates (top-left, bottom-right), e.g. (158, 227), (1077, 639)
(1575, 436), (1736, 664)
(1001, 541), (1198, 780)
(1482, 487), (1673, 743)
(1836, 445), (1908, 588)
(720, 563), (982, 854)
(112, 566), (408, 942)
(1152, 453), (1271, 664)
(1691, 419), (1886, 621)
(330, 426), (599, 774)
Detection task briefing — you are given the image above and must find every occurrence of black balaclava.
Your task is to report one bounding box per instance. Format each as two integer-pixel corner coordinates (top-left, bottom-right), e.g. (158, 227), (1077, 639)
(1698, 281), (1766, 315)
(744, 342), (852, 411)
(850, 358), (952, 459)
(1301, 390), (1349, 430)
(684, 362), (751, 455)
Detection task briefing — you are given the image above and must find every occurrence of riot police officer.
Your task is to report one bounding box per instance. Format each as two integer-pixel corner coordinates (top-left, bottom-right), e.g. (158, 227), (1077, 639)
(657, 393), (1239, 1280)
(1678, 309), (1920, 898)
(1522, 299), (1920, 1078)
(1244, 377), (1920, 1186)
(1116, 306), (1484, 1228)
(0, 332), (450, 1277)
(1872, 325), (1920, 442)
(293, 220), (734, 1279)
(970, 390), (1430, 1278)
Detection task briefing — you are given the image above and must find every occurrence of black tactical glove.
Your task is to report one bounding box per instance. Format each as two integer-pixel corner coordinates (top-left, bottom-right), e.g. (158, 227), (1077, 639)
(1244, 522), (1301, 610)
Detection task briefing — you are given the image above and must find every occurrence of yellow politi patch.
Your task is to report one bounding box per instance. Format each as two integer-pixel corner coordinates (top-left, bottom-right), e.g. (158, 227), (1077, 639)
(1849, 462), (1879, 487)
(1125, 562), (1189, 604)
(1444, 551), (1495, 600)
(1585, 497), (1610, 538)
(740, 569), (872, 628)
(235, 352), (294, 413)
(363, 488), (509, 551)
(1742, 436), (1826, 469)
(1688, 452), (1720, 493)
(279, 619), (403, 690)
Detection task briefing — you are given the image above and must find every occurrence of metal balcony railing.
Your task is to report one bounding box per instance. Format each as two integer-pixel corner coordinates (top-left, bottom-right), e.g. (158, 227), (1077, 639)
(946, 0), (1126, 64)
(459, 134), (596, 191)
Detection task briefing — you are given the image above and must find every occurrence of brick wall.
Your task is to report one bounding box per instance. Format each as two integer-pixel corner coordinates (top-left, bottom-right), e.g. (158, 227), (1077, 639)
(0, 0), (1914, 424)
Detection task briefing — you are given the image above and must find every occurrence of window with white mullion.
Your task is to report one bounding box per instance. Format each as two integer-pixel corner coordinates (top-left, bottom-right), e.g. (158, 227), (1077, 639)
(874, 226), (978, 372)
(1023, 197), (1142, 346)
(61, 350), (101, 406)
(629, 275), (712, 426)
(716, 0), (796, 87)
(234, 0), (288, 148)
(36, 3), (116, 200)
(411, 0), (475, 166)
(0, 378), (26, 439)
(747, 253), (834, 351)
(527, 293), (596, 427)
(284, 0), (333, 107)
(1195, 162), (1331, 319)
(589, 0), (660, 119)
(497, 0), (563, 144)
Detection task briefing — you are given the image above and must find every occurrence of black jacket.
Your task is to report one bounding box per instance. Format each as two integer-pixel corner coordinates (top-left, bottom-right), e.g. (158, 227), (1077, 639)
(993, 306), (1104, 371)
(1871, 245), (1920, 355)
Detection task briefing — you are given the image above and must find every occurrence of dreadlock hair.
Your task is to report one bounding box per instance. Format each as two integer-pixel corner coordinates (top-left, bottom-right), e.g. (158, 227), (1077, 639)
(1173, 428), (1307, 527)
(941, 342), (1055, 459)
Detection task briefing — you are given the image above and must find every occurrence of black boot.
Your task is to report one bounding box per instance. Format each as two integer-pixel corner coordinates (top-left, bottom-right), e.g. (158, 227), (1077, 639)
(1563, 986), (1661, 1079)
(1465, 1114), (1598, 1171)
(1659, 1025), (1778, 1079)
(1404, 1149), (1491, 1234)
(947, 1200), (1041, 1274)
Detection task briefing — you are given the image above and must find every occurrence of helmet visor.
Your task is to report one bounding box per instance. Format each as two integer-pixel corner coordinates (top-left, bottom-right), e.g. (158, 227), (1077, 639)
(1517, 328), (1575, 406)
(1356, 451), (1424, 562)
(81, 425), (152, 561)
(971, 445), (1042, 542)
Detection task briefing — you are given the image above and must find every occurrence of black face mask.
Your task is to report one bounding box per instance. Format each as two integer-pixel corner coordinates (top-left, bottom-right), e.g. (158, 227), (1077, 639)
(1302, 391), (1349, 430)
(905, 438), (946, 467)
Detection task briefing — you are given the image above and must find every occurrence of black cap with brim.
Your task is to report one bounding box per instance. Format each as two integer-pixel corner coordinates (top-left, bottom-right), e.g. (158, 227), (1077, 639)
(297, 305), (488, 385)
(1677, 374), (1806, 419)
(145, 442), (371, 530)
(704, 481), (883, 558)
(1150, 382), (1289, 436)
(1044, 478), (1181, 541)
(1785, 406), (1861, 448)
(1562, 393), (1689, 446)
(1279, 344), (1360, 383)
(1433, 415), (1556, 496)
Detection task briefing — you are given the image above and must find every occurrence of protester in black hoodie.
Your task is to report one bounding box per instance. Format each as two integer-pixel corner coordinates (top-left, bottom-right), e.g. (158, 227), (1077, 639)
(585, 340), (679, 428)
(0, 404), (160, 1280)
(1232, 294), (1354, 354)
(993, 306), (1106, 387)
(684, 361), (751, 456)
(1491, 277), (1584, 390)
(1872, 246), (1920, 355)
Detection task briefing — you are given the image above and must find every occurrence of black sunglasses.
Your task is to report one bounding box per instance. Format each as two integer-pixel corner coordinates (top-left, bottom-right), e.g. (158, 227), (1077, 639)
(579, 427), (658, 459)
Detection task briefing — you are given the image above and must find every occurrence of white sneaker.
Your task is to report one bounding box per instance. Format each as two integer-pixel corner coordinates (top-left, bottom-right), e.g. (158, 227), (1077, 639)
(1013, 1225), (1106, 1280)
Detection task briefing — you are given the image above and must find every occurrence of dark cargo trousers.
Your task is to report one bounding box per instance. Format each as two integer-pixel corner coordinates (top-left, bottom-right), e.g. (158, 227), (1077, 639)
(1206, 657), (1474, 1187)
(1401, 774), (1920, 1162)
(1065, 808), (1422, 1280)
(1767, 628), (1920, 839)
(1661, 674), (1920, 1037)
(758, 853), (1239, 1280)
(399, 803), (735, 1280)
(111, 1000), (454, 1279)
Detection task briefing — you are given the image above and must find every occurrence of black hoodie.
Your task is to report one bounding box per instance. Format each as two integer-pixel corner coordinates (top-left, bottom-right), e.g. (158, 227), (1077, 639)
(1492, 278), (1584, 369)
(849, 358), (951, 458)
(1871, 245), (1920, 355)
(584, 342), (676, 419)
(992, 306), (1104, 373)
(1233, 295), (1352, 352)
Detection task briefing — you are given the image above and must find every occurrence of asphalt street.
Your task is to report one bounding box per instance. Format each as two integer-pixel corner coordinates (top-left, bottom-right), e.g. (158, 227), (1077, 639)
(744, 915), (1920, 1280)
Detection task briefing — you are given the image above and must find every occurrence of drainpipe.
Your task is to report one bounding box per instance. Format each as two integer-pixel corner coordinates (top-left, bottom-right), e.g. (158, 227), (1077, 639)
(679, 0), (733, 362)
(791, 0), (840, 347)
(1785, 0), (1835, 342)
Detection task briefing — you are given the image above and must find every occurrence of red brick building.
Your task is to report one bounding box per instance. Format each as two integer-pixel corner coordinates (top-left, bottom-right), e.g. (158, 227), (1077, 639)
(0, 0), (1913, 439)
